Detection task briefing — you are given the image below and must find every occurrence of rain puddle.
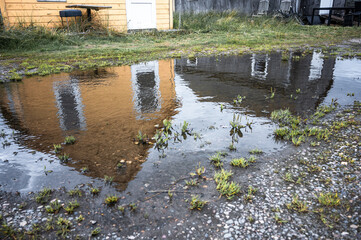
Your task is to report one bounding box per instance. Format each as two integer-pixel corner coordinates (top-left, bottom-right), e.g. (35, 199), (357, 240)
(1, 51), (360, 193)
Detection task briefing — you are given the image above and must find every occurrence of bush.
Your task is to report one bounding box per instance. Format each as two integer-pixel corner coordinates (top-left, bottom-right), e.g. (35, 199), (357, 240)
(174, 11), (300, 32)
(0, 25), (73, 50)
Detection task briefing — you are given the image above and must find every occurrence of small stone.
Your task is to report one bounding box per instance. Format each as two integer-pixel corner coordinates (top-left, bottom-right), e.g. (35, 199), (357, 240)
(224, 233), (232, 238)
(350, 225), (358, 229)
(90, 220), (97, 225)
(20, 221), (27, 227)
(226, 220), (233, 225)
(341, 232), (349, 236)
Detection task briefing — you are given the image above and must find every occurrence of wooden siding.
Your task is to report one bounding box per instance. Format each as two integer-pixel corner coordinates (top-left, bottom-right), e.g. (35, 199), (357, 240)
(1, 0), (173, 31)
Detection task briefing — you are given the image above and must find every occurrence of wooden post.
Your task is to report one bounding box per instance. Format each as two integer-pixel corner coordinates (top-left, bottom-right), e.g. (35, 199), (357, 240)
(178, 0), (181, 29)
(169, 0), (174, 29)
(0, 0), (8, 28)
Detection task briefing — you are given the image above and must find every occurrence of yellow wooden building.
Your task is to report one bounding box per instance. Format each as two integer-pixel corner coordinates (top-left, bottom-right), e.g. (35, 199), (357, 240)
(0, 0), (174, 31)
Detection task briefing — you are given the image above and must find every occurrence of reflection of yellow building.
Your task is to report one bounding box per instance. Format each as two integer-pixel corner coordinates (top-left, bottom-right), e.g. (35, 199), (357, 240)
(0, 59), (177, 190)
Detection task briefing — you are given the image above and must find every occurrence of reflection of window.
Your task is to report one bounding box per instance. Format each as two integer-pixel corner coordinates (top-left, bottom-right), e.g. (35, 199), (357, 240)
(251, 54), (269, 80)
(308, 51), (324, 81)
(285, 52), (293, 85)
(53, 79), (86, 131)
(131, 61), (161, 117)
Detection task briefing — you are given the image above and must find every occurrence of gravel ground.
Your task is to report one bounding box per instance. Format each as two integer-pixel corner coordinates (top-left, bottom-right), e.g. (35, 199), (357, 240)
(1, 102), (360, 239)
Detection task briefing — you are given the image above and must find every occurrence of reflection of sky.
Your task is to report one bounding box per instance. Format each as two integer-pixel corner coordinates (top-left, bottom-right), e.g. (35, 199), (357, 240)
(323, 58), (361, 106)
(170, 73), (283, 154)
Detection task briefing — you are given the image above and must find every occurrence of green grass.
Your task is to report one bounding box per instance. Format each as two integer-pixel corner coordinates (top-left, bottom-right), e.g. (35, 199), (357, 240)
(2, 13), (361, 81)
(64, 200), (80, 214)
(45, 199), (62, 213)
(286, 195), (309, 213)
(35, 187), (52, 204)
(244, 186), (258, 202)
(317, 192), (341, 207)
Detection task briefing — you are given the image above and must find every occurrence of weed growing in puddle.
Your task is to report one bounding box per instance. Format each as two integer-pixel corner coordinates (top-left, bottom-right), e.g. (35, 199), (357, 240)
(64, 136), (76, 145)
(248, 155), (257, 163)
(193, 162), (205, 177)
(153, 129), (170, 150)
(228, 143), (236, 151)
(266, 87), (276, 99)
(233, 95), (246, 105)
(162, 119), (172, 133)
(91, 187), (100, 195)
(56, 217), (71, 237)
(185, 179), (198, 186)
(214, 169), (239, 200)
(105, 195), (119, 206)
(216, 180), (241, 200)
(58, 153), (69, 162)
(209, 152), (226, 168)
(129, 203), (137, 211)
(220, 104), (225, 111)
(274, 127), (290, 138)
(64, 200), (79, 214)
(292, 135), (305, 146)
(249, 148), (263, 154)
(189, 195), (207, 210)
(214, 169), (233, 183)
(230, 114), (245, 131)
(168, 190), (173, 200)
(45, 199), (62, 214)
(104, 175), (114, 184)
(118, 205), (125, 213)
(231, 157), (249, 168)
(35, 187), (52, 204)
(76, 215), (84, 222)
(53, 144), (62, 153)
(181, 121), (190, 134)
(136, 130), (148, 144)
(91, 227), (101, 236)
(68, 188), (82, 197)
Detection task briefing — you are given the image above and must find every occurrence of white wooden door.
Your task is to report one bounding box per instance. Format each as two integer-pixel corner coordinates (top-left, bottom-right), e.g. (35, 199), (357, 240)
(320, 0), (333, 15)
(126, 0), (156, 30)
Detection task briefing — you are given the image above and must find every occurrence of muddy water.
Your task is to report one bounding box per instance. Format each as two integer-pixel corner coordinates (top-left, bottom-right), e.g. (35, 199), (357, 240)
(0, 51), (360, 193)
